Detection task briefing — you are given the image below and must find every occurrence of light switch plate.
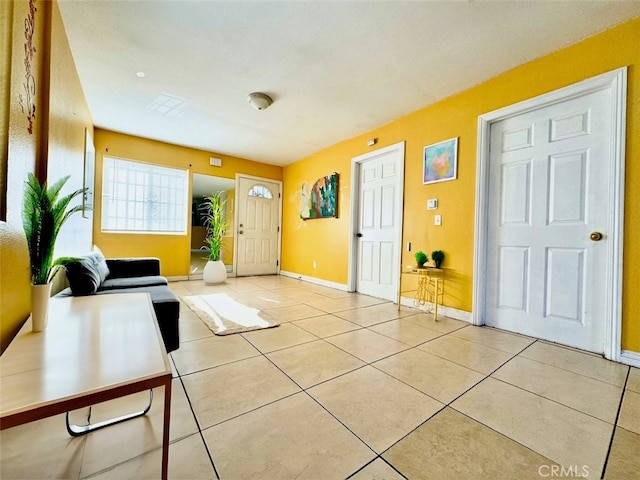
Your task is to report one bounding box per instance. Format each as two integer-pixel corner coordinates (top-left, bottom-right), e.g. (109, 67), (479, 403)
(435, 214), (442, 226)
(427, 198), (438, 210)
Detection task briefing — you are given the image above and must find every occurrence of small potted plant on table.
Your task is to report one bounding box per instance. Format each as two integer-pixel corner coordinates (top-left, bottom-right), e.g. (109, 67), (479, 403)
(414, 251), (428, 268)
(431, 250), (445, 268)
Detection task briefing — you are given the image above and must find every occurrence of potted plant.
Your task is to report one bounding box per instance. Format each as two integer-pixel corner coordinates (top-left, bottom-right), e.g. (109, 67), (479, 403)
(414, 251), (428, 268)
(23, 173), (86, 331)
(432, 250), (445, 268)
(200, 191), (228, 284)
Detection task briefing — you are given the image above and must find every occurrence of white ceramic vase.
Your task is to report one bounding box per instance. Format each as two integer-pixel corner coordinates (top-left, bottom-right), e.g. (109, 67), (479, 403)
(203, 260), (227, 284)
(31, 283), (52, 332)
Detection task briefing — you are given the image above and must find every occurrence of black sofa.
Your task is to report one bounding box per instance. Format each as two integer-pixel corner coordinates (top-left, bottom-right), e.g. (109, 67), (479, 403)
(58, 253), (180, 353)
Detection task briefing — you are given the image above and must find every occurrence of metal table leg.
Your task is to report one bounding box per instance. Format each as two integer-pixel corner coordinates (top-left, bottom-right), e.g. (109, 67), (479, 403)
(65, 390), (153, 437)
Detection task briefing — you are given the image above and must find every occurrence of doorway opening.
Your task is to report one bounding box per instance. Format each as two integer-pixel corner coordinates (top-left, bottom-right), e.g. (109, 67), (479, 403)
(190, 173), (236, 279)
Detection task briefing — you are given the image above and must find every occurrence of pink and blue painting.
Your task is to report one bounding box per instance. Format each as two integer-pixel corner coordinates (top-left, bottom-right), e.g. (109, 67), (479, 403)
(300, 172), (338, 219)
(423, 137), (458, 184)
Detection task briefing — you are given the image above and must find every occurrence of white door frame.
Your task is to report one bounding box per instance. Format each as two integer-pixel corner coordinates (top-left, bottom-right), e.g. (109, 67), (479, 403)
(233, 173), (283, 276)
(348, 141), (406, 296)
(472, 67), (627, 361)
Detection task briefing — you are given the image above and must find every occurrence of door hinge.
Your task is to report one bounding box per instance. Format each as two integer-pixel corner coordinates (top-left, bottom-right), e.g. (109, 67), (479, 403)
(279, 192), (281, 199)
(277, 226), (280, 232)
(276, 260), (279, 266)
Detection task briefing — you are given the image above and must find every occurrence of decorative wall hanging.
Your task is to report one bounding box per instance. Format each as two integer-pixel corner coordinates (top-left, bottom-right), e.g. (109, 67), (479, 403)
(423, 137), (458, 184)
(19, 0), (37, 134)
(300, 172), (338, 219)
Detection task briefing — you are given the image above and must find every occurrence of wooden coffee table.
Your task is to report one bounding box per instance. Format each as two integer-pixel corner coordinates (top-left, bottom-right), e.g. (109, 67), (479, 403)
(0, 293), (173, 479)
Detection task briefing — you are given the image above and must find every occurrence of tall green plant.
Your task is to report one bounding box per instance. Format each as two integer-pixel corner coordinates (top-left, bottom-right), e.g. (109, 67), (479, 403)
(22, 173), (86, 284)
(200, 192), (228, 262)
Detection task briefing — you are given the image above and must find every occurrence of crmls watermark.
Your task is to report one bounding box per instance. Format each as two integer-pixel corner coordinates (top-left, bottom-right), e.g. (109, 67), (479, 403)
(538, 465), (590, 478)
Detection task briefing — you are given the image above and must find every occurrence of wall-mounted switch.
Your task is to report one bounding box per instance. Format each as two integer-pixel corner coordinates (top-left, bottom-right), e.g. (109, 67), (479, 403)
(427, 198), (438, 210)
(434, 214), (442, 226)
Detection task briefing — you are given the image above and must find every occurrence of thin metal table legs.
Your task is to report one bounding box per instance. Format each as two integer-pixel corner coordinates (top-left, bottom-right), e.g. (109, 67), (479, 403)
(66, 389), (153, 437)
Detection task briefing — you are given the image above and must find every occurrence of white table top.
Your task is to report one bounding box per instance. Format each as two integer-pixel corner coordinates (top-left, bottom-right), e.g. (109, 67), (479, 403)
(0, 293), (172, 420)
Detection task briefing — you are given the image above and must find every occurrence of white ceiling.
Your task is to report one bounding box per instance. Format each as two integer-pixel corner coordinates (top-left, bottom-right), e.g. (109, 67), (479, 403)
(58, 1), (640, 167)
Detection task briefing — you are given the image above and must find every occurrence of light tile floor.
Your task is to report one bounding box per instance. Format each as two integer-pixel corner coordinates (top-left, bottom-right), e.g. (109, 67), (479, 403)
(1, 275), (638, 480)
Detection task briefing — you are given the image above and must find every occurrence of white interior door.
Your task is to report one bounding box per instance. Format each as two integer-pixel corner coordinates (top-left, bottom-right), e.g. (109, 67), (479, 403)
(353, 143), (404, 301)
(486, 89), (613, 353)
(235, 176), (281, 276)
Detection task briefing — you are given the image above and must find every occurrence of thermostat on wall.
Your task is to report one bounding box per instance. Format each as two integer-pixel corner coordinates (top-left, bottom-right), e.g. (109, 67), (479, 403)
(427, 198), (438, 210)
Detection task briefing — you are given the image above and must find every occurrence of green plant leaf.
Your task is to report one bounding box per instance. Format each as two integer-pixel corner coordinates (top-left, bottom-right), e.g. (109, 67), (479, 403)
(414, 251), (428, 264)
(431, 250), (445, 261)
(200, 192), (228, 262)
(22, 174), (87, 285)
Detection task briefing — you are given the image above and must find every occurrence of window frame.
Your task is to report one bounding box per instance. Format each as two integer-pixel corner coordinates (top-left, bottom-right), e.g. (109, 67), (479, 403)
(247, 184), (274, 199)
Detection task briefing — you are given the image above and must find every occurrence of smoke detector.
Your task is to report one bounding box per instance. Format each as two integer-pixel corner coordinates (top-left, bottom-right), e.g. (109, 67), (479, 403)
(247, 92), (273, 111)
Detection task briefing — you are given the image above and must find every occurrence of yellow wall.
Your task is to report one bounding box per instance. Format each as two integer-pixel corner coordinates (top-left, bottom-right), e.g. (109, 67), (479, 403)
(0, 222), (31, 352)
(281, 17), (640, 351)
(282, 154), (353, 282)
(1, 0), (13, 218)
(1, 0), (93, 352)
(1, 0), (43, 352)
(93, 130), (282, 277)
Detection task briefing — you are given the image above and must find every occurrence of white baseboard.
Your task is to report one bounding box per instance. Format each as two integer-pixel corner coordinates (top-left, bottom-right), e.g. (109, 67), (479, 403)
(620, 350), (640, 368)
(399, 296), (472, 323)
(279, 270), (350, 292)
(167, 275), (189, 282)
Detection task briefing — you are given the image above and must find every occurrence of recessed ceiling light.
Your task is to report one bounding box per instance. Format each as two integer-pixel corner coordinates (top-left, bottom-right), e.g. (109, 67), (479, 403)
(136, 71), (145, 78)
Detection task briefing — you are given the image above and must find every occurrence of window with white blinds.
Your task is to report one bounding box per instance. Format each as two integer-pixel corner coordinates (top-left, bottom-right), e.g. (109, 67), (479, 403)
(101, 156), (188, 234)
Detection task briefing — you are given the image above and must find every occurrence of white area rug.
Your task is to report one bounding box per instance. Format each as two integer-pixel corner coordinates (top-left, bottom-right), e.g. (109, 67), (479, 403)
(183, 293), (280, 336)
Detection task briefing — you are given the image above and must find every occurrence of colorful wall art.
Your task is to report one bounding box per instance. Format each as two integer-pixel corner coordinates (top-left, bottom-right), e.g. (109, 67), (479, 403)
(300, 172), (338, 219)
(423, 137), (458, 184)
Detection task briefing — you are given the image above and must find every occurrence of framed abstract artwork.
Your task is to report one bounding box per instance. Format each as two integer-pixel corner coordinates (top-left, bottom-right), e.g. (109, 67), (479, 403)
(300, 172), (338, 219)
(423, 137), (458, 185)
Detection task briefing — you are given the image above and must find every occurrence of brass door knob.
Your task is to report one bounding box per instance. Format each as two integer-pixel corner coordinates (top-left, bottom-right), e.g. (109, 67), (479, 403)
(239, 230), (244, 234)
(590, 232), (603, 241)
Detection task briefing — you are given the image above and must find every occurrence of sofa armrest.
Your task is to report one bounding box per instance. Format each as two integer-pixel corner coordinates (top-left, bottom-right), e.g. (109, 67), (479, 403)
(105, 258), (161, 278)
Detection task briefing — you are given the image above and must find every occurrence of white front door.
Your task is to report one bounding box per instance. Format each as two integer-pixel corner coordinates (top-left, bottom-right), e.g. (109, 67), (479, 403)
(353, 143), (404, 301)
(235, 176), (281, 276)
(486, 88), (614, 353)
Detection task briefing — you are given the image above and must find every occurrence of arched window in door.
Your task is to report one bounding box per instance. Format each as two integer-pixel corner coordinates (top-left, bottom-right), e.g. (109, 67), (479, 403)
(247, 184), (273, 199)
